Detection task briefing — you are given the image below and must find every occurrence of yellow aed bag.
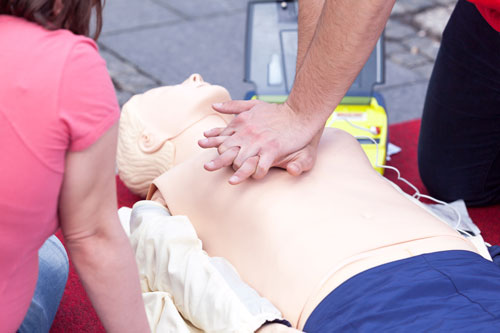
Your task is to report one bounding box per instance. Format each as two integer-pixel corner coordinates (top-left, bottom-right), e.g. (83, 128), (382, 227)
(253, 95), (388, 175)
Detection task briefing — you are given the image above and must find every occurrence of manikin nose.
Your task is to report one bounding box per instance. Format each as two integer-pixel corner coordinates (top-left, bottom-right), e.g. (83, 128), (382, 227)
(183, 73), (204, 84)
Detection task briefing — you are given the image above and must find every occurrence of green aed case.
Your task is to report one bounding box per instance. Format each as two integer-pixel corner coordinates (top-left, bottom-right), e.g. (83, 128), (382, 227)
(244, 0), (388, 174)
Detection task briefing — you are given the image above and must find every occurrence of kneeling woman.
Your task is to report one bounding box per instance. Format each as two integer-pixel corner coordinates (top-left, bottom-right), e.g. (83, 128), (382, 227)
(0, 1), (148, 331)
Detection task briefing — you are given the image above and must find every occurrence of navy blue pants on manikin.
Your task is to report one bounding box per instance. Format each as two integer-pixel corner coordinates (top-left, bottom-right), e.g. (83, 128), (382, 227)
(304, 250), (500, 332)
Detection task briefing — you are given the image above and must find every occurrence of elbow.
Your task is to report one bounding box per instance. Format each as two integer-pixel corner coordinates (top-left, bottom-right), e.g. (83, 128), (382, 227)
(64, 217), (130, 264)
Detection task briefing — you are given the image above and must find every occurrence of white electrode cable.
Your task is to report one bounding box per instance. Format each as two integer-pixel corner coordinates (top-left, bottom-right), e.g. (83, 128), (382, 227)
(343, 118), (379, 136)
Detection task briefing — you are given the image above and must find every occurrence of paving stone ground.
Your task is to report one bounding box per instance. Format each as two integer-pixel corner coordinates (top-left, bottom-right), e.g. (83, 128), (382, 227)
(99, 0), (457, 124)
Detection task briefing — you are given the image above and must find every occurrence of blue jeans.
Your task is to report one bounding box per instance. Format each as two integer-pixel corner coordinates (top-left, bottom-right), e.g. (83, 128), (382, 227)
(418, 0), (500, 206)
(18, 235), (69, 333)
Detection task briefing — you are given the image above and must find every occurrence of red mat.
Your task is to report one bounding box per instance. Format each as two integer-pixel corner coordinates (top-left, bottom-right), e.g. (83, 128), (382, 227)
(50, 119), (500, 332)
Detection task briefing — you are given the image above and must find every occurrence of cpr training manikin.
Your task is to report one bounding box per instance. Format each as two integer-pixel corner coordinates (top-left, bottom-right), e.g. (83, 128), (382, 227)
(117, 74), (488, 332)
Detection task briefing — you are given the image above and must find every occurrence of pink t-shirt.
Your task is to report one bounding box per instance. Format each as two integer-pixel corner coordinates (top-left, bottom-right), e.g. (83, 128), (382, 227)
(0, 16), (119, 331)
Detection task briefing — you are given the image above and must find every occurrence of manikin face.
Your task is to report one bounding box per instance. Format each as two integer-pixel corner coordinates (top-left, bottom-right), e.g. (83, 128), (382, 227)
(117, 74), (234, 197)
(130, 73), (233, 167)
(137, 73), (232, 142)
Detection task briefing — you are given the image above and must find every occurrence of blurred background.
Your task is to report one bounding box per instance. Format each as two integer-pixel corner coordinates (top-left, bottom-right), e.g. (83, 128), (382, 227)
(98, 0), (457, 124)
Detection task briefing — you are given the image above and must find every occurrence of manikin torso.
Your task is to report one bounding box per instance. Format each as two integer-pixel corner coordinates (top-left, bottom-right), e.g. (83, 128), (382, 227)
(149, 129), (477, 329)
(119, 75), (477, 329)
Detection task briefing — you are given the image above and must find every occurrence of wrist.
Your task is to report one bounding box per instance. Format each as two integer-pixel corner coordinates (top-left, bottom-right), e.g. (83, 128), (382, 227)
(283, 99), (327, 139)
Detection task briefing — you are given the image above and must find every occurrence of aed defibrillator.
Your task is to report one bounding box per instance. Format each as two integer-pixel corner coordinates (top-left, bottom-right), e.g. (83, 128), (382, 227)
(244, 0), (388, 174)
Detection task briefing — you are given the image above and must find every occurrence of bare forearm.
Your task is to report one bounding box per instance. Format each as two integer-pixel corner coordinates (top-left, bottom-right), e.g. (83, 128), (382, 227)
(67, 225), (149, 332)
(296, 0), (325, 71)
(201, 1), (394, 181)
(289, 0), (395, 127)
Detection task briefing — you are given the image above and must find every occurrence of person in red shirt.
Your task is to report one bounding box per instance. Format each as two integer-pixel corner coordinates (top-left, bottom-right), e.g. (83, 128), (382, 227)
(201, 0), (500, 207)
(0, 1), (149, 331)
(418, 0), (500, 206)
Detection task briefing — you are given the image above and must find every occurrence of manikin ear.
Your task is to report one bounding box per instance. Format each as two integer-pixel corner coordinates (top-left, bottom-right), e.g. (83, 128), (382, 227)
(138, 129), (169, 153)
(53, 0), (63, 16)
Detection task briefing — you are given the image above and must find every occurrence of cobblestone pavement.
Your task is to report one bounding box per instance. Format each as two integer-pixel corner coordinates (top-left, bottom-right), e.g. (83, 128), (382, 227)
(99, 0), (457, 124)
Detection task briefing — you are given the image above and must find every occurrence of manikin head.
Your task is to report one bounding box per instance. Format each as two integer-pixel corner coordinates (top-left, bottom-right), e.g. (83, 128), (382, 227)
(117, 74), (233, 197)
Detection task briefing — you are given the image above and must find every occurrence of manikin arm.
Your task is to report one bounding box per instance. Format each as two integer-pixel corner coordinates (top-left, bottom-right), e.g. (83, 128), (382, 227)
(59, 124), (149, 332)
(201, 0), (395, 184)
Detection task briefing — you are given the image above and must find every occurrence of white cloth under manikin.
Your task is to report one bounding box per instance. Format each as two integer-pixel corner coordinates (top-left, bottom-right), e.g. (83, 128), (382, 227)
(119, 201), (284, 333)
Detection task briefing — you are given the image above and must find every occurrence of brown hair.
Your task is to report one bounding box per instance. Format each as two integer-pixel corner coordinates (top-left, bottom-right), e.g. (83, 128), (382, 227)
(0, 0), (104, 40)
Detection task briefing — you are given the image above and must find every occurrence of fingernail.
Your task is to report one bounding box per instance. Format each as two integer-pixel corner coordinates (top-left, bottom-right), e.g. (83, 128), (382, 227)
(199, 138), (208, 145)
(206, 161), (215, 169)
(213, 103), (223, 108)
(229, 176), (239, 183)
